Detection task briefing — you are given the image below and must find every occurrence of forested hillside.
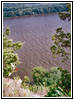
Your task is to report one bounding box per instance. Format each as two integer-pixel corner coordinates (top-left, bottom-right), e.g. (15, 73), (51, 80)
(3, 3), (68, 17)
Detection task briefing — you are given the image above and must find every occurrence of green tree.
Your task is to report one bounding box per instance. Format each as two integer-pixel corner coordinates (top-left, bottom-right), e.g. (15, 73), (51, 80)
(51, 3), (71, 62)
(50, 28), (71, 62)
(3, 27), (23, 77)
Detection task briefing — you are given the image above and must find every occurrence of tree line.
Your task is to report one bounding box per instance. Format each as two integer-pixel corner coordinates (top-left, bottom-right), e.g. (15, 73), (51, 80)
(3, 3), (68, 17)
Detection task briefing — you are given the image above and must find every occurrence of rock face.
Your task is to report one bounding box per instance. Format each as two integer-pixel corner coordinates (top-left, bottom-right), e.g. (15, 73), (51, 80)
(3, 78), (26, 97)
(3, 78), (47, 97)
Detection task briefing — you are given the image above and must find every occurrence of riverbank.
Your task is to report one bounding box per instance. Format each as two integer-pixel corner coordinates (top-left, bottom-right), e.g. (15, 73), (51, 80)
(3, 12), (59, 19)
(3, 3), (67, 18)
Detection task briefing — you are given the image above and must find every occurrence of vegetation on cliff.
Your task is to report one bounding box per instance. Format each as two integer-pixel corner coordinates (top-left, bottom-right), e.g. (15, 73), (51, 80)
(3, 27), (23, 77)
(3, 66), (71, 97)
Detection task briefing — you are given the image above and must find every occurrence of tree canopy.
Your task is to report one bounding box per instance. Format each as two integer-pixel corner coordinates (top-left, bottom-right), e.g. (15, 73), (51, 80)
(3, 27), (23, 77)
(50, 3), (71, 62)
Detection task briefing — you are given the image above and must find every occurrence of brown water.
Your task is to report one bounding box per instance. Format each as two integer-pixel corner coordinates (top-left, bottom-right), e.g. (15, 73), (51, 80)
(3, 13), (71, 79)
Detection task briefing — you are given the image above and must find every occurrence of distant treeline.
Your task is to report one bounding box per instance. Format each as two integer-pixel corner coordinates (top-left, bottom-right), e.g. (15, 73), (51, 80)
(3, 3), (68, 17)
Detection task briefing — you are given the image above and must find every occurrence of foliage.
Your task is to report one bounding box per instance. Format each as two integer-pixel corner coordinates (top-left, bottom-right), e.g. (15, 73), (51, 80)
(31, 66), (48, 85)
(29, 84), (47, 93)
(48, 67), (62, 85)
(3, 65), (71, 97)
(31, 66), (62, 86)
(31, 66), (71, 97)
(3, 27), (23, 77)
(57, 67), (71, 95)
(68, 90), (71, 97)
(3, 3), (67, 17)
(45, 87), (64, 97)
(46, 67), (71, 97)
(50, 3), (71, 96)
(29, 85), (39, 93)
(21, 76), (30, 89)
(51, 3), (71, 62)
(23, 76), (30, 83)
(42, 67), (62, 86)
(50, 28), (71, 62)
(13, 75), (21, 80)
(21, 82), (29, 89)
(59, 3), (71, 21)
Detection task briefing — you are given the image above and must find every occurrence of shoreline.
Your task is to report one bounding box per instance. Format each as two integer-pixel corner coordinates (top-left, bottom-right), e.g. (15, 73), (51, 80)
(3, 12), (59, 19)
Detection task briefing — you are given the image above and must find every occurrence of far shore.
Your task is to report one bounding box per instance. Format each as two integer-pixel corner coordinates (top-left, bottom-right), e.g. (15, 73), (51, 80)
(3, 12), (59, 19)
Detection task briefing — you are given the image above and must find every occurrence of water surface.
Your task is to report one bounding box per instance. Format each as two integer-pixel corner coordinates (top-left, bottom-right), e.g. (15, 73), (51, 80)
(3, 13), (71, 79)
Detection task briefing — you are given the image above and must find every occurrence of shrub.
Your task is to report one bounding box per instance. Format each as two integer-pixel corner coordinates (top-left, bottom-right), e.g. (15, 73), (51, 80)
(47, 67), (62, 85)
(31, 66), (62, 86)
(45, 87), (64, 97)
(21, 76), (30, 89)
(68, 90), (71, 97)
(23, 76), (30, 83)
(31, 66), (48, 85)
(57, 68), (71, 95)
(29, 85), (38, 93)
(13, 75), (21, 80)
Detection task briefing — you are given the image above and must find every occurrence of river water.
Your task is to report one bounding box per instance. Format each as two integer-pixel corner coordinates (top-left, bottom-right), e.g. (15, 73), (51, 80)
(3, 13), (71, 79)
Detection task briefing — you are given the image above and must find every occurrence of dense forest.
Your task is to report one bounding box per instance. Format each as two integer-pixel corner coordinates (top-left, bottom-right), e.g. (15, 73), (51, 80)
(3, 3), (68, 17)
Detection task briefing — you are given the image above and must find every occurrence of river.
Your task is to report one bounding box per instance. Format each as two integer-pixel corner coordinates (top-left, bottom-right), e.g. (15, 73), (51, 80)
(3, 13), (71, 79)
